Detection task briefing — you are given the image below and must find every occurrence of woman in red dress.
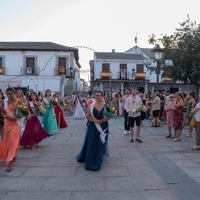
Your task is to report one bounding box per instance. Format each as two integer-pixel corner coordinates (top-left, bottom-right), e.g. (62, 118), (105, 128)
(54, 92), (68, 128)
(20, 92), (50, 149)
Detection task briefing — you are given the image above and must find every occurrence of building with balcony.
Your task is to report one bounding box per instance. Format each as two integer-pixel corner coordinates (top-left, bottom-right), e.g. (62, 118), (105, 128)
(89, 46), (195, 96)
(0, 42), (82, 96)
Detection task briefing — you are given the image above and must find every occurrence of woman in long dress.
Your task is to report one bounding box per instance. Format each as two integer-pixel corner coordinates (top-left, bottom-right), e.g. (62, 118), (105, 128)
(0, 88), (21, 172)
(172, 92), (184, 141)
(76, 91), (110, 171)
(73, 92), (86, 119)
(54, 92), (68, 128)
(20, 92), (50, 149)
(0, 92), (5, 139)
(16, 89), (27, 136)
(42, 89), (58, 135)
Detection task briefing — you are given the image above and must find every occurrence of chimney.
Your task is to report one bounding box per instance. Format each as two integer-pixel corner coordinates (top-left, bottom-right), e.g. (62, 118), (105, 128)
(112, 49), (115, 53)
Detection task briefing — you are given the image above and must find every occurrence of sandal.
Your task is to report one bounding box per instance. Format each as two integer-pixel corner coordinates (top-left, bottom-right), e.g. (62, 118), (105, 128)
(192, 146), (200, 150)
(6, 161), (13, 172)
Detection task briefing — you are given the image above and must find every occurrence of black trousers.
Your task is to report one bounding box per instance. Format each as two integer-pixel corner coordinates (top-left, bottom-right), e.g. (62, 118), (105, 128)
(124, 109), (130, 131)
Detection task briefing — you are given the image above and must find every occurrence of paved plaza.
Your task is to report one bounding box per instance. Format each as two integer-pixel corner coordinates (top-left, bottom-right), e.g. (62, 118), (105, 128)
(0, 115), (200, 200)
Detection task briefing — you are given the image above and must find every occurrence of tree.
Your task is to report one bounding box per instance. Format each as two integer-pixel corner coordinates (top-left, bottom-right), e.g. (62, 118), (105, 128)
(149, 17), (200, 99)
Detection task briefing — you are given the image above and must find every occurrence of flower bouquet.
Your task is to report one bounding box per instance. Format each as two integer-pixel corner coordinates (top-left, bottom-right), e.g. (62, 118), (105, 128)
(36, 105), (45, 116)
(16, 101), (29, 117)
(60, 99), (66, 106)
(135, 105), (146, 112)
(103, 106), (117, 119)
(50, 98), (58, 106)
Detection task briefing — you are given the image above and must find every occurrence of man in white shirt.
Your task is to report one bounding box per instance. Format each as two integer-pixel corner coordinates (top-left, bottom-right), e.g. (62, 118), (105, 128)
(122, 88), (131, 135)
(124, 88), (143, 143)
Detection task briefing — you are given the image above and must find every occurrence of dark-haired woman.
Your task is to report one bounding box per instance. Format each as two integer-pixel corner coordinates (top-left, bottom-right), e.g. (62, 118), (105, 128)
(54, 92), (68, 128)
(0, 88), (21, 172)
(20, 92), (50, 149)
(76, 91), (110, 171)
(42, 89), (58, 135)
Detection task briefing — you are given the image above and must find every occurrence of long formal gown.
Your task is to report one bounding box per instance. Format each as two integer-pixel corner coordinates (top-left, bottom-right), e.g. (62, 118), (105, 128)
(20, 102), (50, 147)
(0, 99), (21, 165)
(76, 106), (109, 171)
(73, 98), (86, 119)
(54, 103), (68, 128)
(42, 97), (58, 135)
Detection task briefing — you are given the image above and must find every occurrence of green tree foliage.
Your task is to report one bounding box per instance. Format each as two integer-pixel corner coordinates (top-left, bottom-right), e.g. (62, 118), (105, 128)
(149, 17), (200, 98)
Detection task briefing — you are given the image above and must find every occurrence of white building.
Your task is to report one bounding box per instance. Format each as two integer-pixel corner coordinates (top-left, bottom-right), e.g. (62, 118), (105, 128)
(0, 42), (82, 96)
(90, 46), (195, 96)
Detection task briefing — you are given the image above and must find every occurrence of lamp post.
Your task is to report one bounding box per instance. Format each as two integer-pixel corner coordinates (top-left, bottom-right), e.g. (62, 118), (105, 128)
(152, 44), (163, 92)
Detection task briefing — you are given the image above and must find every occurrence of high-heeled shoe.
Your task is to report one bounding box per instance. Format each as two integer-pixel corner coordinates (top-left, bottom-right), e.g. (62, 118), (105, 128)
(6, 161), (13, 172)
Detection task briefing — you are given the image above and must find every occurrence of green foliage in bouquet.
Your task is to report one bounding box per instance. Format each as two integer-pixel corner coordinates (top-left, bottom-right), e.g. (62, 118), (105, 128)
(103, 106), (117, 119)
(135, 105), (146, 112)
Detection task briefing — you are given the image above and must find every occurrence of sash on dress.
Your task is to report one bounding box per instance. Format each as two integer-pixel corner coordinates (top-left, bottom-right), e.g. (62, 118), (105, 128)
(90, 103), (107, 143)
(4, 99), (21, 127)
(29, 101), (43, 126)
(43, 98), (50, 106)
(78, 97), (85, 111)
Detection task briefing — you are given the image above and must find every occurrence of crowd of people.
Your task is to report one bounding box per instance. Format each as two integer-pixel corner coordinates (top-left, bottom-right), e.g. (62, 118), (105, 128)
(0, 88), (69, 172)
(0, 87), (200, 173)
(120, 88), (200, 149)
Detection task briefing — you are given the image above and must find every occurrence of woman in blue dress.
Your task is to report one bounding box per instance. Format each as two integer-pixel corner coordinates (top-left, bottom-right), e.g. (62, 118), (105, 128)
(42, 89), (58, 135)
(76, 91), (110, 171)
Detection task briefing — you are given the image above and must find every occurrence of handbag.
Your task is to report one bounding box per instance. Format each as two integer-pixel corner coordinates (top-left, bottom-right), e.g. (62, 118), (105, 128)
(189, 116), (196, 129)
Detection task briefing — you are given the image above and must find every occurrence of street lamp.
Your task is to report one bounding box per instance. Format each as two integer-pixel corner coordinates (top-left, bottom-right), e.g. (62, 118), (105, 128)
(152, 44), (164, 92)
(69, 66), (74, 78)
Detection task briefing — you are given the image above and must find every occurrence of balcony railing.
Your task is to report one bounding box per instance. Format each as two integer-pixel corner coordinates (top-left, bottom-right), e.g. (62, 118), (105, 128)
(21, 67), (39, 76)
(135, 72), (146, 80)
(101, 71), (112, 79)
(0, 67), (6, 75)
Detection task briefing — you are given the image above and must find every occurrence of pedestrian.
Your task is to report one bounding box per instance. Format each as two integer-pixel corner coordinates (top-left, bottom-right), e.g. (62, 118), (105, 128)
(42, 89), (58, 135)
(172, 92), (184, 141)
(0, 92), (5, 139)
(165, 94), (175, 138)
(151, 92), (161, 127)
(20, 92), (50, 149)
(73, 92), (86, 119)
(76, 91), (110, 171)
(191, 100), (200, 150)
(186, 92), (196, 137)
(122, 88), (131, 135)
(54, 91), (68, 128)
(0, 87), (21, 172)
(124, 88), (143, 143)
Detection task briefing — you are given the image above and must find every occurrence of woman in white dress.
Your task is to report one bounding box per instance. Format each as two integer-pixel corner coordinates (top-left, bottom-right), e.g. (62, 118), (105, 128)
(73, 92), (86, 119)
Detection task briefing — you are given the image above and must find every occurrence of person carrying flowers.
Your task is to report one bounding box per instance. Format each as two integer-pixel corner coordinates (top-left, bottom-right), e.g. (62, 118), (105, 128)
(0, 88), (21, 172)
(20, 92), (50, 149)
(124, 88), (143, 143)
(76, 91), (110, 171)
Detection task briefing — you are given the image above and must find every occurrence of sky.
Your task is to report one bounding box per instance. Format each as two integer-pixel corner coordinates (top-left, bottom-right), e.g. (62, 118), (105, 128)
(0, 0), (199, 81)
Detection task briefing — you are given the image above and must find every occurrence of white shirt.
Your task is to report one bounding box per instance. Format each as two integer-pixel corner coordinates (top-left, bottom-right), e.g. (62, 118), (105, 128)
(124, 95), (142, 118)
(194, 103), (200, 121)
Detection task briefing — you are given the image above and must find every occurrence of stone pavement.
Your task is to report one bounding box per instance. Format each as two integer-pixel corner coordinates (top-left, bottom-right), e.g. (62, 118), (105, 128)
(0, 116), (200, 200)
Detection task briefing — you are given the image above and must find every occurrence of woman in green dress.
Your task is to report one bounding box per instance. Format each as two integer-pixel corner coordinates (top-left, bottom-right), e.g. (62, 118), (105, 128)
(42, 89), (58, 135)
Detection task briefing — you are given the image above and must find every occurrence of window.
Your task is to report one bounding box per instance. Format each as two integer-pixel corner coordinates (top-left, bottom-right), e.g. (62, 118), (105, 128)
(136, 64), (144, 72)
(119, 64), (127, 79)
(102, 63), (110, 72)
(58, 57), (66, 75)
(26, 57), (35, 74)
(0, 57), (3, 74)
(0, 57), (2, 68)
